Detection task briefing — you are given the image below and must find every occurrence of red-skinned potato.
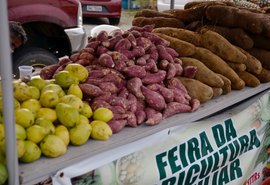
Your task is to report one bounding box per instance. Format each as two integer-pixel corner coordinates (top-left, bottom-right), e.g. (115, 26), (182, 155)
(98, 82), (118, 94)
(70, 53), (80, 62)
(135, 109), (146, 125)
(40, 64), (60, 80)
(163, 102), (191, 119)
(141, 86), (166, 111)
(124, 65), (147, 78)
(96, 30), (109, 42)
(91, 99), (111, 110)
(145, 107), (163, 126)
(127, 77), (145, 100)
(126, 111), (137, 127)
(79, 83), (104, 97)
(108, 119), (127, 134)
(142, 70), (167, 85)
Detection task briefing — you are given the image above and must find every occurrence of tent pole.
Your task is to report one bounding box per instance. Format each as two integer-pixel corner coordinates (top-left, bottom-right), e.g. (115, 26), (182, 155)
(0, 0), (19, 185)
(170, 0), (175, 9)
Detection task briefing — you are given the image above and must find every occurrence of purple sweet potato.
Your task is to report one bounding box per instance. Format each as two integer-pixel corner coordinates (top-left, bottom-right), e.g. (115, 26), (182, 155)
(110, 106), (126, 114)
(174, 58), (183, 65)
(58, 58), (72, 66)
(145, 107), (163, 126)
(144, 59), (158, 72)
(86, 41), (101, 50)
(133, 46), (146, 58)
(159, 86), (174, 103)
(141, 86), (166, 111)
(122, 30), (131, 38)
(136, 37), (152, 50)
(131, 30), (142, 38)
(126, 111), (137, 127)
(120, 50), (134, 59)
(98, 82), (118, 94)
(98, 53), (115, 68)
(127, 93), (138, 112)
(79, 52), (95, 61)
(171, 88), (189, 105)
(114, 38), (132, 51)
(79, 83), (104, 97)
(166, 78), (188, 94)
(129, 25), (154, 32)
(102, 35), (123, 49)
(108, 96), (129, 110)
(163, 102), (191, 119)
(127, 33), (137, 47)
(96, 31), (109, 42)
(136, 98), (146, 110)
(157, 45), (174, 63)
(147, 84), (160, 91)
(174, 63), (183, 76)
(159, 60), (169, 70)
(108, 119), (127, 134)
(88, 69), (110, 79)
(166, 48), (179, 58)
(85, 78), (103, 86)
(96, 46), (109, 56)
(107, 68), (125, 78)
(167, 63), (177, 79)
(94, 92), (112, 102)
(80, 47), (95, 54)
(91, 99), (111, 110)
(76, 59), (91, 66)
(111, 29), (123, 37)
(112, 113), (129, 120)
(103, 73), (126, 89)
(109, 51), (128, 71)
(88, 36), (96, 42)
(190, 99), (200, 112)
(70, 53), (80, 62)
(136, 57), (147, 66)
(135, 110), (146, 125)
(127, 77), (144, 100)
(109, 51), (128, 62)
(86, 64), (104, 71)
(142, 32), (169, 46)
(123, 65), (147, 78)
(126, 60), (135, 67)
(142, 70), (167, 85)
(183, 66), (197, 78)
(40, 64), (60, 80)
(147, 84), (174, 103)
(146, 45), (159, 61)
(118, 87), (129, 99)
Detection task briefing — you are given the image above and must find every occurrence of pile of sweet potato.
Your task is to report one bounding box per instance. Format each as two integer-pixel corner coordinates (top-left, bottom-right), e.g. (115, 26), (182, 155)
(132, 2), (270, 102)
(40, 25), (201, 133)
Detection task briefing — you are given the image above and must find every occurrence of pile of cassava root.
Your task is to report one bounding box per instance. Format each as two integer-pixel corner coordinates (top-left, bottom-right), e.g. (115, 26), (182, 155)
(40, 25), (201, 134)
(132, 1), (270, 103)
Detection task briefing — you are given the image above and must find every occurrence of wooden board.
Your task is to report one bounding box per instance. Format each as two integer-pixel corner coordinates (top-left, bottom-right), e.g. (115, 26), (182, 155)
(19, 83), (270, 185)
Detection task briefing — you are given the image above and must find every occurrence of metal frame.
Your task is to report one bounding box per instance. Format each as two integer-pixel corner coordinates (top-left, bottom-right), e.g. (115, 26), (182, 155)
(0, 0), (19, 185)
(170, 0), (175, 9)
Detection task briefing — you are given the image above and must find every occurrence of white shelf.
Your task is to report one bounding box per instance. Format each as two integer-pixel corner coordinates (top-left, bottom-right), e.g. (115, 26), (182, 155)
(19, 83), (270, 185)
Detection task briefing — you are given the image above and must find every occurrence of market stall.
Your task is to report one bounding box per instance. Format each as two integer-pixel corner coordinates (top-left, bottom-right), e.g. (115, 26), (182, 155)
(18, 85), (270, 185)
(2, 0), (270, 185)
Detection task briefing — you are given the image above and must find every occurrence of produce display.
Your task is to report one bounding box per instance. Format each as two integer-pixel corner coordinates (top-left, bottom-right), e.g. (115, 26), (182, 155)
(2, 1), (270, 184)
(39, 25), (201, 134)
(0, 64), (114, 168)
(132, 1), (270, 100)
